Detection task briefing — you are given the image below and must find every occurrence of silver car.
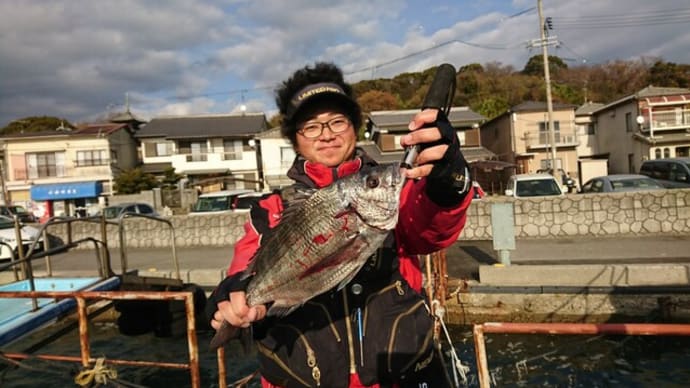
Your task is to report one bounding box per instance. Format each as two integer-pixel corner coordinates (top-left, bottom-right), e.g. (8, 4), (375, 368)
(580, 174), (665, 193)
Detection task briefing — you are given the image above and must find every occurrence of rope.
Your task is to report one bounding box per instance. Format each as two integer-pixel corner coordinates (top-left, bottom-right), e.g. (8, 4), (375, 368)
(426, 300), (470, 387)
(74, 357), (118, 386)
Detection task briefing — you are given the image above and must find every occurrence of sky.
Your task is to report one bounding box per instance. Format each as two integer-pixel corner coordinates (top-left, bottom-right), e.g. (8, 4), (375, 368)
(1, 0), (689, 127)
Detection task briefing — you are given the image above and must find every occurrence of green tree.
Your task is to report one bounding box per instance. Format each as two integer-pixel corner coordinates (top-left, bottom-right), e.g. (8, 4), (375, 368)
(521, 55), (568, 76)
(1, 116), (73, 135)
(648, 60), (690, 88)
(160, 167), (183, 189)
(113, 168), (158, 194)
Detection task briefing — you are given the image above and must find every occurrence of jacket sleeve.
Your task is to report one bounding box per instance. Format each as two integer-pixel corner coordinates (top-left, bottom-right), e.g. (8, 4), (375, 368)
(226, 193), (283, 276)
(395, 177), (473, 256)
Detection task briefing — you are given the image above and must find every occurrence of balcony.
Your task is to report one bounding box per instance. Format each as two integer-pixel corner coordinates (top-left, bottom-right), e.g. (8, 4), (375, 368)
(171, 150), (257, 174)
(640, 108), (690, 132)
(10, 165), (112, 183)
(524, 131), (579, 150)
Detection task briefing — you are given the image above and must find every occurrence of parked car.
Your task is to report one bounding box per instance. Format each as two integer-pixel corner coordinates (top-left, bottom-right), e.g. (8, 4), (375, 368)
(102, 202), (158, 220)
(190, 189), (254, 215)
(580, 174), (665, 193)
(536, 168), (577, 193)
(0, 215), (44, 260)
(640, 158), (690, 189)
(505, 173), (564, 198)
(0, 205), (37, 223)
(639, 157), (690, 188)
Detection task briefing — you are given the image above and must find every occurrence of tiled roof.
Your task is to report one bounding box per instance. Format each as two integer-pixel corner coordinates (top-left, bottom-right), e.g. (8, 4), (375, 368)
(358, 141), (496, 164)
(136, 113), (267, 139)
(368, 107), (485, 128)
(0, 123), (128, 139)
(636, 86), (690, 98)
(512, 101), (578, 112)
(575, 102), (604, 115)
(73, 123), (128, 136)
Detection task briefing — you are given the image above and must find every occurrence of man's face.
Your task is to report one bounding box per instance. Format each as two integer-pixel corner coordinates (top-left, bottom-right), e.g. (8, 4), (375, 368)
(294, 104), (357, 167)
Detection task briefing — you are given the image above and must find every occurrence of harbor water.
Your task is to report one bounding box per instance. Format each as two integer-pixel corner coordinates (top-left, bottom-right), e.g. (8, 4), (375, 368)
(1, 322), (689, 387)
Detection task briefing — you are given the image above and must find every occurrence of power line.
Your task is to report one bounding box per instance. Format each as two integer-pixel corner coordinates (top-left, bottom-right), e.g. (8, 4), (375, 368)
(552, 8), (690, 29)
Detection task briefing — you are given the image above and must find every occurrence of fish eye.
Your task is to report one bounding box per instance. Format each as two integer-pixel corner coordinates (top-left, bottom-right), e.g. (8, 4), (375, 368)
(366, 175), (380, 188)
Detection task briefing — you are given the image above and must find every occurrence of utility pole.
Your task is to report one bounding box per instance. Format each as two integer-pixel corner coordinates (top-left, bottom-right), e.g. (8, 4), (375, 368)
(535, 0), (558, 174)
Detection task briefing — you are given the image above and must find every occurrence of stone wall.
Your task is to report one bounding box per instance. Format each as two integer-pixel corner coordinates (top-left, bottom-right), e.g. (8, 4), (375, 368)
(51, 189), (690, 249)
(461, 189), (690, 240)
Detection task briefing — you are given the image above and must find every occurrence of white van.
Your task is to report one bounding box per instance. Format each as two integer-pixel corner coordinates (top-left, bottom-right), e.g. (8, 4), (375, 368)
(505, 173), (564, 198)
(190, 189), (254, 215)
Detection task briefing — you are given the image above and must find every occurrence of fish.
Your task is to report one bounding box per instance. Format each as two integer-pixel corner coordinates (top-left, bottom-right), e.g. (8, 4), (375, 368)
(210, 162), (404, 349)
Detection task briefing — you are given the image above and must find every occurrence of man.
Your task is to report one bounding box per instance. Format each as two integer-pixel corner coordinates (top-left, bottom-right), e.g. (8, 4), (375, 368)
(209, 62), (473, 387)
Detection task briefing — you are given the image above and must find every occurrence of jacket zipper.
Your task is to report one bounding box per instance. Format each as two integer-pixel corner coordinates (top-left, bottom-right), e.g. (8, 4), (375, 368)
(342, 290), (357, 374)
(387, 299), (426, 373)
(273, 323), (322, 386)
(362, 280), (404, 336)
(256, 341), (311, 387)
(306, 300), (342, 342)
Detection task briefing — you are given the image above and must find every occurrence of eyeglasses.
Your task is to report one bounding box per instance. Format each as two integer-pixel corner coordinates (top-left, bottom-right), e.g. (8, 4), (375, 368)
(298, 116), (351, 139)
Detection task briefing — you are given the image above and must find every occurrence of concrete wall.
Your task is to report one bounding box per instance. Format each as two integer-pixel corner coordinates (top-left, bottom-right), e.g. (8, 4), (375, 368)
(50, 189), (690, 249)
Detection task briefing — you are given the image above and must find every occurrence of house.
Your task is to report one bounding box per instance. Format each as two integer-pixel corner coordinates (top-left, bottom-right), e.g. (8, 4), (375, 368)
(255, 126), (295, 190)
(361, 107), (492, 163)
(480, 101), (579, 179)
(0, 122), (139, 218)
(574, 102), (609, 185)
(589, 86), (690, 174)
(135, 113), (268, 193)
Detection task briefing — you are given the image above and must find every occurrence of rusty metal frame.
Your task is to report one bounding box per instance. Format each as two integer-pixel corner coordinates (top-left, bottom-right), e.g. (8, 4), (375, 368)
(473, 322), (690, 388)
(0, 290), (202, 387)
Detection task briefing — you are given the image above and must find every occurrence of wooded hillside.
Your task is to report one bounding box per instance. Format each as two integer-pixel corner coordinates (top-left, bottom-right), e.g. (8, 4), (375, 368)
(352, 56), (690, 120)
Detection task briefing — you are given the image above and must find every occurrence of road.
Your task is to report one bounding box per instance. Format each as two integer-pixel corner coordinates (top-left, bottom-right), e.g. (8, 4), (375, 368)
(9, 234), (689, 285)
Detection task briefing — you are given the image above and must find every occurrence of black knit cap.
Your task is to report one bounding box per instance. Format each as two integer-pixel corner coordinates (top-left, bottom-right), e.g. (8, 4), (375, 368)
(276, 62), (362, 146)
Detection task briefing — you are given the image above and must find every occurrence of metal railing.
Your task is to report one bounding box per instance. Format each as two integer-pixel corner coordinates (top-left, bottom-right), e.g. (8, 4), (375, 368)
(0, 290), (202, 387)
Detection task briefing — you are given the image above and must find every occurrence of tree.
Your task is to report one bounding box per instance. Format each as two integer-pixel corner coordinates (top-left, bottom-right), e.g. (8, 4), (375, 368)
(649, 60), (690, 88)
(1, 116), (73, 135)
(357, 90), (399, 113)
(522, 55), (568, 76)
(113, 168), (159, 194)
(160, 167), (183, 189)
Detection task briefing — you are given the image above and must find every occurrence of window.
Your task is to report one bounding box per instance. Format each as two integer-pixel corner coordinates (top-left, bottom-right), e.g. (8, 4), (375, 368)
(179, 140), (207, 162)
(281, 147), (296, 169)
(664, 148), (671, 158)
(223, 140), (242, 161)
(26, 152), (65, 178)
(586, 123), (595, 135)
(538, 121), (561, 144)
(144, 141), (174, 157)
(625, 112), (633, 132)
(655, 149), (662, 159)
(155, 142), (174, 156)
(76, 150), (108, 166)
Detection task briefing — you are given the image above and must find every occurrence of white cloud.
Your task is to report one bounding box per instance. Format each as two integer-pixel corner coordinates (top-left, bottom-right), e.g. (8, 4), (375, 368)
(0, 0), (688, 126)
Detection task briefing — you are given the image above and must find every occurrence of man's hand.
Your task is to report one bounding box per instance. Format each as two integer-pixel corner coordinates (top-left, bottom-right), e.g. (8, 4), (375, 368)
(210, 291), (267, 330)
(400, 109), (450, 179)
(401, 108), (471, 206)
